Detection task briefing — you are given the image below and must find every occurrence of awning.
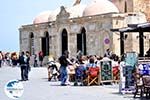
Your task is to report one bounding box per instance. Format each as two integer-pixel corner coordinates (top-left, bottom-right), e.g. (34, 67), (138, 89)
(111, 22), (150, 32)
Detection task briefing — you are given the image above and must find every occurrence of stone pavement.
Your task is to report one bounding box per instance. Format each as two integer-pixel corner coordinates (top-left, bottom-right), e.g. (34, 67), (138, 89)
(0, 66), (145, 100)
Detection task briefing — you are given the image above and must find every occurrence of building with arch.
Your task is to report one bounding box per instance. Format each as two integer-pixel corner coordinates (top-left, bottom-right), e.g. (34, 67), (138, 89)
(19, 0), (150, 63)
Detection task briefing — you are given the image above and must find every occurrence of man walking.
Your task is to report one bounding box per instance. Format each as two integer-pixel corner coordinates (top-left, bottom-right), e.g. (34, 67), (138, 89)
(38, 51), (44, 67)
(25, 51), (30, 80)
(18, 52), (27, 81)
(58, 50), (69, 86)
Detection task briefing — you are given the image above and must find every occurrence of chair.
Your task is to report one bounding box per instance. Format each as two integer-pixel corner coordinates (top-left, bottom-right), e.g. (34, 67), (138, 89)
(113, 66), (120, 83)
(142, 75), (150, 98)
(67, 65), (76, 82)
(87, 67), (100, 86)
(47, 62), (59, 81)
(133, 73), (143, 98)
(74, 65), (87, 86)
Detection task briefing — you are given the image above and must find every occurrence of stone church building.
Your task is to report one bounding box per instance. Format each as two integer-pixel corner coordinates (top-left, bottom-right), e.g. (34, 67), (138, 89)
(19, 0), (150, 62)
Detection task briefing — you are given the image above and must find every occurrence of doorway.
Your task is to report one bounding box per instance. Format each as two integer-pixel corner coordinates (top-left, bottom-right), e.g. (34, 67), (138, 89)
(77, 27), (87, 55)
(61, 29), (68, 55)
(29, 32), (34, 55)
(41, 32), (49, 56)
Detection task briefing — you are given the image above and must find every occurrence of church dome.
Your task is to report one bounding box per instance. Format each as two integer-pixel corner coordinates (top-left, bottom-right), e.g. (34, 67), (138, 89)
(82, 0), (119, 16)
(33, 4), (86, 24)
(47, 8), (59, 22)
(67, 4), (86, 18)
(33, 11), (51, 24)
(48, 4), (86, 21)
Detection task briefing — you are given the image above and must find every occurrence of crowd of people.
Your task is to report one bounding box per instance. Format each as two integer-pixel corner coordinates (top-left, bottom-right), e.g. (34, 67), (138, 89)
(0, 51), (44, 68)
(0, 49), (120, 85)
(47, 49), (120, 86)
(0, 51), (19, 67)
(0, 51), (31, 81)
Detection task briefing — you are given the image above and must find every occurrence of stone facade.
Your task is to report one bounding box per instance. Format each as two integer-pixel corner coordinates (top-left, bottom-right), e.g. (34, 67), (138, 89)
(19, 10), (120, 58)
(19, 0), (150, 64)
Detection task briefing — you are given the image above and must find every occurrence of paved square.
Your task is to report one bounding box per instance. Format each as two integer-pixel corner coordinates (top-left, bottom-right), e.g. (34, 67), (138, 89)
(0, 66), (143, 100)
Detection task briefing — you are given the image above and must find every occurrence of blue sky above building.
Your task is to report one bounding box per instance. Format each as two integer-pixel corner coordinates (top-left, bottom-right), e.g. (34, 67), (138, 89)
(0, 0), (90, 52)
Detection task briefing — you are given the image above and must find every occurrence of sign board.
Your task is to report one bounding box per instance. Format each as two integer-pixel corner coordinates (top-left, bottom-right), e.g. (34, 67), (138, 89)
(118, 52), (138, 94)
(138, 61), (150, 75)
(100, 61), (113, 83)
(125, 52), (138, 67)
(124, 66), (134, 88)
(124, 52), (138, 87)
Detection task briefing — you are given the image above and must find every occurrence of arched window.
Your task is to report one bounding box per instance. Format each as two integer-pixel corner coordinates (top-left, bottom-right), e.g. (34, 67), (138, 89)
(29, 32), (34, 55)
(124, 0), (127, 13)
(61, 29), (68, 55)
(77, 27), (87, 55)
(41, 32), (49, 56)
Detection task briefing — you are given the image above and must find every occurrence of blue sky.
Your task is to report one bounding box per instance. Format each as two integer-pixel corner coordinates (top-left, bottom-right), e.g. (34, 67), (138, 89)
(0, 0), (90, 52)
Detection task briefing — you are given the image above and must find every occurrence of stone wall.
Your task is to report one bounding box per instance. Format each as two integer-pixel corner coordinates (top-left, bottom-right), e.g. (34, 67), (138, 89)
(19, 13), (115, 61)
(133, 0), (150, 21)
(112, 0), (150, 21)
